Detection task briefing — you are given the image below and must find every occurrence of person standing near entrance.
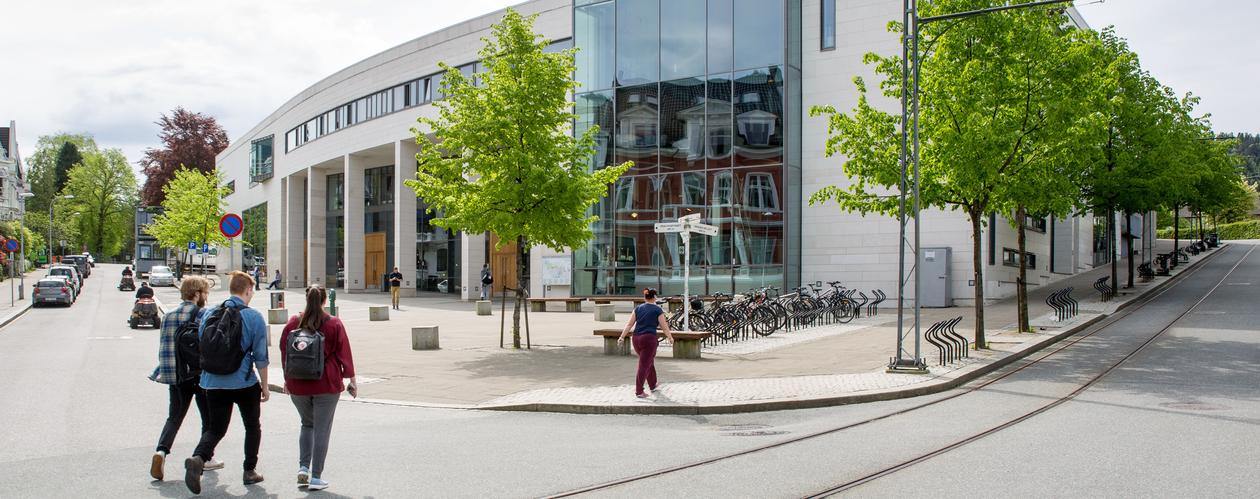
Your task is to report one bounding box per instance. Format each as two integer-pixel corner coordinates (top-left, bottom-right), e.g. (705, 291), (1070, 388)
(617, 288), (675, 398)
(252, 266), (262, 291)
(280, 285), (357, 491)
(268, 269), (282, 290)
(479, 263), (492, 300)
(148, 276), (221, 481)
(184, 271), (271, 494)
(388, 267), (403, 310)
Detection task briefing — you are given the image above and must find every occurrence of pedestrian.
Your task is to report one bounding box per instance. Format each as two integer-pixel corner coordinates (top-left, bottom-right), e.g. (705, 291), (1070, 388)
(388, 266), (404, 310)
(479, 263), (492, 300)
(149, 276), (222, 481)
(183, 271), (271, 495)
(280, 284), (358, 491)
(268, 269), (282, 290)
(616, 288), (675, 398)
(253, 266), (262, 291)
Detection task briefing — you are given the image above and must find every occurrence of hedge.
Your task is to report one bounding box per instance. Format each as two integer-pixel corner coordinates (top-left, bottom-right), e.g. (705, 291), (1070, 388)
(1156, 220), (1260, 240)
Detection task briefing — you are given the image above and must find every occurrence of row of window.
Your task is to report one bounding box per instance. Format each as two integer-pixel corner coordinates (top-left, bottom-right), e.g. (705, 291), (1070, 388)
(284, 39), (572, 154)
(250, 136), (273, 183)
(1002, 248), (1037, 269)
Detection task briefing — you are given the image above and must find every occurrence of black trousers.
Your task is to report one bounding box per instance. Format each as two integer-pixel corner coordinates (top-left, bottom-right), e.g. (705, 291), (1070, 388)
(193, 384), (262, 471)
(156, 378), (208, 454)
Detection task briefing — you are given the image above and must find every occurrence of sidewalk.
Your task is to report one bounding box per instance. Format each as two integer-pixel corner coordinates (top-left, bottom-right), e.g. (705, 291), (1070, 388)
(0, 270), (41, 328)
(151, 241), (1225, 414)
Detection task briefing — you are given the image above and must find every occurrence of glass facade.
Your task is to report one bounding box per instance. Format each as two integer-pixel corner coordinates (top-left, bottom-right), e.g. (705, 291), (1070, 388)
(573, 0), (800, 296)
(326, 173), (345, 288)
(249, 136), (274, 183)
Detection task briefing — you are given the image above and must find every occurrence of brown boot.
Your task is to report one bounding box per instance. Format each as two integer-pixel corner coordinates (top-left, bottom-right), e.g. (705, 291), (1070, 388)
(184, 456), (204, 494)
(243, 469), (265, 485)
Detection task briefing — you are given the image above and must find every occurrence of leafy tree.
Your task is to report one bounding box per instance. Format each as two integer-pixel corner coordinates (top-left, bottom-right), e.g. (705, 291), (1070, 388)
(810, 1), (1095, 347)
(405, 9), (629, 348)
(53, 142), (82, 194)
(144, 168), (230, 274)
(0, 220), (45, 271)
(1221, 132), (1260, 186)
(138, 108), (229, 206)
(25, 133), (98, 214)
(63, 149), (139, 258)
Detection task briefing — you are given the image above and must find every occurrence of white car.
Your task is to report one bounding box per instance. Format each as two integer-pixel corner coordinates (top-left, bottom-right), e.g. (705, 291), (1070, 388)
(148, 265), (177, 287)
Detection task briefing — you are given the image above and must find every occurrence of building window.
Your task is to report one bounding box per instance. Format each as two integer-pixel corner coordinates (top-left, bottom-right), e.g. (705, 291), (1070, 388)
(821, 0), (836, 50)
(1023, 214), (1047, 233)
(1002, 248), (1037, 269)
(249, 136), (274, 183)
(225, 180), (235, 195)
(713, 171), (734, 206)
(744, 173), (778, 210)
(683, 173), (705, 206)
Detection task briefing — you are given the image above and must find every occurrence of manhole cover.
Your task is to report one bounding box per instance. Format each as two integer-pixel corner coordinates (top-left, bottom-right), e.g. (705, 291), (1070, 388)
(1160, 402), (1227, 411)
(718, 424), (771, 431)
(724, 430), (790, 437)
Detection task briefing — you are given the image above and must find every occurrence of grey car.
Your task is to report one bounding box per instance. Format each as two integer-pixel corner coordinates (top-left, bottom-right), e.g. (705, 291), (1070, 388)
(148, 265), (176, 287)
(34, 278), (75, 307)
(48, 266), (82, 294)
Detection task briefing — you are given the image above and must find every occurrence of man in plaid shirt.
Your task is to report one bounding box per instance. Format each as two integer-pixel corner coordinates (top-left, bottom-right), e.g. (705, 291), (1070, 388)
(148, 276), (223, 481)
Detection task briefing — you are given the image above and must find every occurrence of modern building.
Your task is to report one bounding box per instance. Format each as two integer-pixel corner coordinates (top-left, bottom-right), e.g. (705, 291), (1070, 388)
(217, 0), (1139, 305)
(0, 120), (28, 222)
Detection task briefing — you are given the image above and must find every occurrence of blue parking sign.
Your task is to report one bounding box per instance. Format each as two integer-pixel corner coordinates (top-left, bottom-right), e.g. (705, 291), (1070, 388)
(188, 241), (197, 250)
(202, 243), (209, 252)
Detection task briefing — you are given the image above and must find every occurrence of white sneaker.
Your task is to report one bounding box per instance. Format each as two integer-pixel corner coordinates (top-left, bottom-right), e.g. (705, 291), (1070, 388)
(298, 467), (310, 485)
(308, 478), (329, 491)
(203, 458), (225, 471)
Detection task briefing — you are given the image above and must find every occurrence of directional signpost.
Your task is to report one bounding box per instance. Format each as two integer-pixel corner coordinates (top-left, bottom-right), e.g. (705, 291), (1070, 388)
(654, 214), (720, 331)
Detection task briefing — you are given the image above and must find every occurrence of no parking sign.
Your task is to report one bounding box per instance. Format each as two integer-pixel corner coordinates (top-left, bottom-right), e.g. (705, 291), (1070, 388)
(220, 214), (243, 239)
(4, 239), (18, 253)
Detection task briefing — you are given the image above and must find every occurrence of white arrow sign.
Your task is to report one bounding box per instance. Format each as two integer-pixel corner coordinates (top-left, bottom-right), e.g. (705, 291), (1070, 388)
(679, 213), (701, 223)
(654, 222), (685, 233)
(687, 222), (719, 236)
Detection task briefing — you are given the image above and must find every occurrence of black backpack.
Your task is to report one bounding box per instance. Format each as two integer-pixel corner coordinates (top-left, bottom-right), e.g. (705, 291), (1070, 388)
(199, 300), (246, 375)
(174, 307), (202, 383)
(284, 323), (325, 381)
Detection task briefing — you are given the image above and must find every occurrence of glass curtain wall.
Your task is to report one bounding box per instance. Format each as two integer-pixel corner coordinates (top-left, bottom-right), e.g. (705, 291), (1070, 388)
(325, 173), (345, 288)
(415, 198), (462, 294)
(573, 0), (799, 296)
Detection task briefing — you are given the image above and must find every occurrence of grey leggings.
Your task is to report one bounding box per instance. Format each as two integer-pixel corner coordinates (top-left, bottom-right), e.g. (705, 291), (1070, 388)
(291, 393), (340, 478)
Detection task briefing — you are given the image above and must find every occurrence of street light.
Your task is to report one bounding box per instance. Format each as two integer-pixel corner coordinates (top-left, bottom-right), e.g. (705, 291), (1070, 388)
(49, 194), (74, 263)
(17, 192), (34, 301)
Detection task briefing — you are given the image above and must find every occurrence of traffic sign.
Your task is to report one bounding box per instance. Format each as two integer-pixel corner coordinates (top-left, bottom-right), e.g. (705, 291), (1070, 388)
(219, 213), (244, 239)
(654, 222), (685, 233)
(201, 243), (210, 253)
(688, 222), (719, 236)
(4, 240), (18, 253)
(188, 241), (197, 250)
(679, 213), (701, 222)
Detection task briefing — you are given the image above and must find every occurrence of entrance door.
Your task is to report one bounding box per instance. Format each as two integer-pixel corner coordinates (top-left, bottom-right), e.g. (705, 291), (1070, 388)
(489, 234), (518, 294)
(365, 232), (386, 289)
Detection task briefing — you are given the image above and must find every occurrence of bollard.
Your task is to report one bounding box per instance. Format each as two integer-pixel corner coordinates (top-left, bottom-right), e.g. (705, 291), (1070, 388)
(594, 303), (616, 322)
(476, 300), (492, 316)
(267, 308), (288, 325)
(411, 326), (439, 350)
(327, 289), (338, 316)
(369, 306), (389, 321)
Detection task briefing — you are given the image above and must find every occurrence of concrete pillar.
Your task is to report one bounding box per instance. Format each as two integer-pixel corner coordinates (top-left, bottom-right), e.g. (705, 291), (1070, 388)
(284, 173), (306, 289)
(307, 168), (327, 287)
(368, 305), (389, 321)
(476, 300), (492, 315)
(344, 154), (366, 292)
(394, 140), (419, 297)
(411, 326), (439, 350)
(460, 232), (487, 300)
(266, 182), (284, 284)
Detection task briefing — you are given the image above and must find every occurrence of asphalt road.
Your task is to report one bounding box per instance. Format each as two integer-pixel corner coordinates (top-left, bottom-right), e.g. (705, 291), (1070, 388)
(0, 253), (1256, 498)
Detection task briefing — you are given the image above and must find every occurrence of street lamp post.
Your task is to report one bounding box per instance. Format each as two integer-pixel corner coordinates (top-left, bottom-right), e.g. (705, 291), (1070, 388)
(49, 194), (74, 264)
(18, 192), (34, 300)
(889, 0), (1076, 373)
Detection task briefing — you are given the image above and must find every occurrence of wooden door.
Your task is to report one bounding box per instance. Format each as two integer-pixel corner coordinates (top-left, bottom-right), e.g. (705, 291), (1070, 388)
(489, 234), (518, 294)
(365, 232), (386, 288)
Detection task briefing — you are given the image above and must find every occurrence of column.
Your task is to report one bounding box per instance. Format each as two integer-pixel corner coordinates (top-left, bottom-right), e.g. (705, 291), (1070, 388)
(394, 140), (419, 297)
(460, 232), (487, 300)
(344, 154), (366, 292)
(307, 168), (327, 287)
(284, 173), (306, 289)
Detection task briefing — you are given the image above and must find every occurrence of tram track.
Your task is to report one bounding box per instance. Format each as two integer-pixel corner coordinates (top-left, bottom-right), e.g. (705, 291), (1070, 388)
(542, 245), (1247, 498)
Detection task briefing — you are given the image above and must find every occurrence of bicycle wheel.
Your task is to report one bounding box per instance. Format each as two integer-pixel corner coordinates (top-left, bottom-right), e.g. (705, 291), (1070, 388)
(751, 307), (777, 336)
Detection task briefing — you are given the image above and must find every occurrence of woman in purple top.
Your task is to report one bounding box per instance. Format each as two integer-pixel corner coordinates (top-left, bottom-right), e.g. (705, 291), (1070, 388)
(617, 288), (675, 398)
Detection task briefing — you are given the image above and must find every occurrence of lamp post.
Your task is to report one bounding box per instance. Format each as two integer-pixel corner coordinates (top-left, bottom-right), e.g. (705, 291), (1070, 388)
(49, 194), (74, 264)
(18, 192), (34, 300)
(889, 0), (1076, 372)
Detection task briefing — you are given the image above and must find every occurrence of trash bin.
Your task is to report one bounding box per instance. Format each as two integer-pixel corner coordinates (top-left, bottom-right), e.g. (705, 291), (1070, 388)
(270, 291), (285, 310)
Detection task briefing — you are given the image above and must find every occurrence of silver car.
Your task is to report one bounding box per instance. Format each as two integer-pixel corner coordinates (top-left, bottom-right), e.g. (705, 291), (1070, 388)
(34, 278), (74, 307)
(148, 265), (176, 287)
(48, 266), (82, 293)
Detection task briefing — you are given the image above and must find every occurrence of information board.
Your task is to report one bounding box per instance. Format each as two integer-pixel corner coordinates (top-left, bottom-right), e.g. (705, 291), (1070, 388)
(541, 256), (572, 286)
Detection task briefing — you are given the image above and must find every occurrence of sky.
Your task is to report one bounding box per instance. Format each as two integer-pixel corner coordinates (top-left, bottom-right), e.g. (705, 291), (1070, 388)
(1, 0), (1256, 173)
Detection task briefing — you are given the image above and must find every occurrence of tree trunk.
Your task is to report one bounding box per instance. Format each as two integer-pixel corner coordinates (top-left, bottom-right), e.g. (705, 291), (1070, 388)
(1015, 205), (1029, 333)
(970, 208), (986, 349)
(1173, 206), (1180, 255)
(1198, 210), (1205, 240)
(1125, 210), (1134, 289)
(511, 234), (528, 349)
(1108, 210), (1117, 299)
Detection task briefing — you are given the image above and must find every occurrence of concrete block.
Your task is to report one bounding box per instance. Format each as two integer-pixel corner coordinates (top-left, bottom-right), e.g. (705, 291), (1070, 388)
(603, 336), (631, 356)
(267, 308), (288, 325)
(594, 303), (616, 322)
(672, 339), (702, 359)
(411, 326), (439, 350)
(369, 305), (389, 321)
(476, 300), (492, 316)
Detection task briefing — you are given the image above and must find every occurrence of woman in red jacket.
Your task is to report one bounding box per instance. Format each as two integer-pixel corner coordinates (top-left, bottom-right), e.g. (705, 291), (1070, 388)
(280, 285), (357, 491)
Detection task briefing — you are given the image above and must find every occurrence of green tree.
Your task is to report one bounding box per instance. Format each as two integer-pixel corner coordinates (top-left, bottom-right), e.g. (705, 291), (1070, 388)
(0, 220), (45, 271)
(145, 168), (230, 274)
(405, 9), (629, 348)
(810, 1), (1095, 347)
(63, 149), (139, 258)
(53, 142), (82, 194)
(25, 133), (98, 214)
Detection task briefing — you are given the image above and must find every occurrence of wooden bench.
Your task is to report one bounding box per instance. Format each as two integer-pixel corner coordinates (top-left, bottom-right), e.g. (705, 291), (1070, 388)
(590, 298), (645, 306)
(593, 329), (713, 359)
(527, 297), (583, 313)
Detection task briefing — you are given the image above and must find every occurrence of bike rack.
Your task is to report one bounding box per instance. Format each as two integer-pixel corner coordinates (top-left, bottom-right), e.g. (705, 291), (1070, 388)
(1045, 287), (1078, 321)
(868, 289), (886, 316)
(943, 316), (968, 360)
(925, 319), (949, 366)
(853, 291), (869, 318)
(1093, 276), (1113, 302)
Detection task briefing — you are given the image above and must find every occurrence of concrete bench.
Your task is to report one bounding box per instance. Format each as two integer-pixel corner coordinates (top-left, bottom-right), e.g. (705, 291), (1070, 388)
(591, 298), (645, 306)
(369, 306), (389, 321)
(411, 326), (439, 350)
(528, 297), (583, 313)
(592, 329), (713, 359)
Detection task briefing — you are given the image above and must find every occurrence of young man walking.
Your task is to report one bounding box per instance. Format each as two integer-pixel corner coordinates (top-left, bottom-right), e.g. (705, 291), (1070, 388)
(149, 276), (221, 480)
(388, 267), (404, 310)
(184, 271), (271, 494)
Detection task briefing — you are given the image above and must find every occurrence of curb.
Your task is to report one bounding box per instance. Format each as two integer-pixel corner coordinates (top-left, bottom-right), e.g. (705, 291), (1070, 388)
(0, 301), (34, 330)
(307, 246), (1231, 415)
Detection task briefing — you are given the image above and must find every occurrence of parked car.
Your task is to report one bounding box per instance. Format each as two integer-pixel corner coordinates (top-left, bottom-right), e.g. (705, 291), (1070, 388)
(44, 275), (78, 302)
(33, 278), (74, 307)
(48, 265), (82, 293)
(148, 265), (176, 287)
(82, 252), (96, 267)
(60, 255), (91, 278)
